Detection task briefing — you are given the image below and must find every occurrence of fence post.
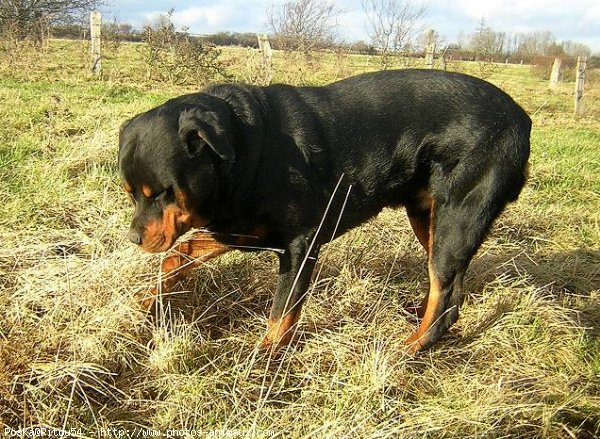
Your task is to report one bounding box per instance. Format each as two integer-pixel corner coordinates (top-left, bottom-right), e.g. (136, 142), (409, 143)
(549, 57), (562, 89)
(439, 54), (446, 70)
(574, 56), (586, 116)
(257, 33), (273, 84)
(424, 29), (435, 69)
(90, 10), (102, 77)
(258, 34), (273, 64)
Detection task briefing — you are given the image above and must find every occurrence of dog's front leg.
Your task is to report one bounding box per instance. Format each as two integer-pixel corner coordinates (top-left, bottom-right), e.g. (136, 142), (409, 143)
(137, 233), (230, 310)
(262, 234), (320, 352)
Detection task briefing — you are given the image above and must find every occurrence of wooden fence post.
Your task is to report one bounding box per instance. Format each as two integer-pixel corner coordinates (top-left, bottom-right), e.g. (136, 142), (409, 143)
(439, 45), (448, 71)
(439, 54), (446, 70)
(258, 34), (273, 64)
(257, 33), (273, 84)
(574, 56), (586, 116)
(424, 29), (435, 69)
(90, 10), (102, 77)
(549, 57), (562, 89)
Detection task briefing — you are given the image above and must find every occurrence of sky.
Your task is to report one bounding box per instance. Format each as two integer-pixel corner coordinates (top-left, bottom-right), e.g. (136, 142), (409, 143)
(103, 0), (600, 54)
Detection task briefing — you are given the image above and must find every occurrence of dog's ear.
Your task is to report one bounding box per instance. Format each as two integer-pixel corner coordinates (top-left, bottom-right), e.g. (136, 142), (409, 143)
(178, 107), (235, 163)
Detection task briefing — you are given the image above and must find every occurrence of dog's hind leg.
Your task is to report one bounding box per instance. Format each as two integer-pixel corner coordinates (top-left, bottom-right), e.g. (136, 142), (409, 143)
(405, 195), (433, 319)
(405, 173), (512, 354)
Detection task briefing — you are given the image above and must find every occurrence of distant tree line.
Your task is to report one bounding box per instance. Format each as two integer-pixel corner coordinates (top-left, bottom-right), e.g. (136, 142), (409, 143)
(50, 23), (263, 49)
(453, 18), (593, 62)
(47, 21), (372, 54)
(47, 20), (594, 62)
(2, 0), (596, 67)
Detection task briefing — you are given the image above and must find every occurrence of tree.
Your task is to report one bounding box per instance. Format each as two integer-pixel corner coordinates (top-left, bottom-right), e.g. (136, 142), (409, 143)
(516, 31), (556, 57)
(362, 0), (427, 68)
(469, 18), (507, 61)
(0, 0), (105, 42)
(562, 40), (591, 57)
(267, 0), (340, 53)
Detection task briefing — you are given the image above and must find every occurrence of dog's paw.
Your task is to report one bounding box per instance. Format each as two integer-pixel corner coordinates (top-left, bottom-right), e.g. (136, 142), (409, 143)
(260, 316), (299, 357)
(134, 288), (157, 311)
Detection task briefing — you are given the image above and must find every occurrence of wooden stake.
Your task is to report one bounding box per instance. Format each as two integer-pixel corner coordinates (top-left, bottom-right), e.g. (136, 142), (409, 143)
(549, 57), (562, 89)
(257, 33), (273, 84)
(258, 34), (273, 64)
(574, 56), (586, 116)
(90, 10), (102, 77)
(425, 29), (435, 69)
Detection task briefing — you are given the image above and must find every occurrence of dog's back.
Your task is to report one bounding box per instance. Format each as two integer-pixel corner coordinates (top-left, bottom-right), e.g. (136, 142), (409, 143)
(241, 70), (531, 234)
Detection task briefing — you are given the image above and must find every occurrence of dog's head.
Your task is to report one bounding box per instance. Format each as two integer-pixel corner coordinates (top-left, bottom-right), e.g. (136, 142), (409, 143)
(118, 94), (236, 253)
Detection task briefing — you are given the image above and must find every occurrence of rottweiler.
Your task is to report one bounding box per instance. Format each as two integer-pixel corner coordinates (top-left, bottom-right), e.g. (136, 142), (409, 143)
(118, 69), (531, 354)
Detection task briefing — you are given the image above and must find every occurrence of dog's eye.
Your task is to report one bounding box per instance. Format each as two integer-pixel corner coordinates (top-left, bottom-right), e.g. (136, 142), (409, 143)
(151, 188), (171, 202)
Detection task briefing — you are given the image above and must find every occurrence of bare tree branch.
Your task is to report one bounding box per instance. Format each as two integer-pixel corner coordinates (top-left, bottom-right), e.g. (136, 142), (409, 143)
(267, 0), (341, 53)
(362, 0), (426, 68)
(0, 0), (105, 42)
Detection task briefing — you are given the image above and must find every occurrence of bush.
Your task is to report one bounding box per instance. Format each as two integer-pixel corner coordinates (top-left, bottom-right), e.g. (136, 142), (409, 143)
(0, 20), (42, 70)
(140, 10), (229, 86)
(530, 55), (577, 82)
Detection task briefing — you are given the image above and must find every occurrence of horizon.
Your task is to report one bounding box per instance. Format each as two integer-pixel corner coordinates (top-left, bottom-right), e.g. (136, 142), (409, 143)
(101, 0), (600, 55)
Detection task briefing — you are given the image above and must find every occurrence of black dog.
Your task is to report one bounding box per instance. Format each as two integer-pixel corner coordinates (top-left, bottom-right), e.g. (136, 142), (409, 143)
(118, 69), (530, 353)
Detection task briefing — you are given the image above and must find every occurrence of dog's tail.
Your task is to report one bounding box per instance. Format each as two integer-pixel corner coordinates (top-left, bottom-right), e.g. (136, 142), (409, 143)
(504, 109), (532, 203)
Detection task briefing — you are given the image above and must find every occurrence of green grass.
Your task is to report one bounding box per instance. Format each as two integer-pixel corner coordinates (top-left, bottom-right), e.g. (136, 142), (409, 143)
(0, 39), (599, 437)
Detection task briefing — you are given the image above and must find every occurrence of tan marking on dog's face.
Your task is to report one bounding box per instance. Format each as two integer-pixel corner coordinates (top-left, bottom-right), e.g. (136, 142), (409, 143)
(140, 217), (166, 253)
(175, 190), (211, 229)
(139, 203), (181, 253)
(141, 185), (153, 198)
(174, 191), (191, 224)
(124, 182), (133, 194)
(138, 189), (211, 253)
(415, 188), (433, 211)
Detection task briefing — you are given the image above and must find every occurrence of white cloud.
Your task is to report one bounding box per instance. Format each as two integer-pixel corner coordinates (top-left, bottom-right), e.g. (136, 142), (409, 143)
(453, 0), (579, 21)
(172, 5), (231, 29)
(449, 0), (600, 39)
(142, 1), (267, 34)
(143, 6), (234, 31)
(338, 7), (367, 42)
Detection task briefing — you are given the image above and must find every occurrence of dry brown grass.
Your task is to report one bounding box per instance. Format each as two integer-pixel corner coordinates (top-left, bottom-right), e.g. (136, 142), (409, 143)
(0, 40), (598, 437)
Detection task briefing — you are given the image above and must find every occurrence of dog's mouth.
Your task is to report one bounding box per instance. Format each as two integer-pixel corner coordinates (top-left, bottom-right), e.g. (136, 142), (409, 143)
(140, 232), (178, 253)
(137, 203), (193, 253)
(136, 203), (212, 254)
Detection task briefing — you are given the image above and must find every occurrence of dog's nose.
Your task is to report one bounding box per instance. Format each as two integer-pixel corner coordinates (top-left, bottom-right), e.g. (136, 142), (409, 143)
(128, 228), (142, 245)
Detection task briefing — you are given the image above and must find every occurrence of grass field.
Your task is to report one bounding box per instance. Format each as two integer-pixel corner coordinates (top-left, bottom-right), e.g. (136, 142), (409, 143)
(0, 39), (599, 437)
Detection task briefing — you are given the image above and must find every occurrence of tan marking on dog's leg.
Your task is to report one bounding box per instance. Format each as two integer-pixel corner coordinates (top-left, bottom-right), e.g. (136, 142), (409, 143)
(406, 199), (434, 319)
(138, 233), (230, 310)
(261, 311), (301, 353)
(408, 214), (430, 255)
(405, 260), (443, 353)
